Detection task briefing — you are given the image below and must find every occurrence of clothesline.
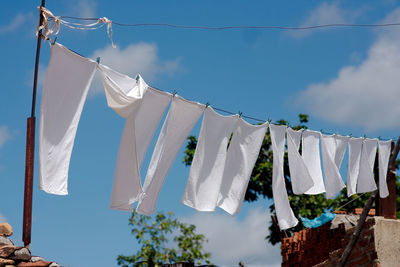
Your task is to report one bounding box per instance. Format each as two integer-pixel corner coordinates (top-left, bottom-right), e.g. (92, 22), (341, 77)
(39, 42), (394, 231)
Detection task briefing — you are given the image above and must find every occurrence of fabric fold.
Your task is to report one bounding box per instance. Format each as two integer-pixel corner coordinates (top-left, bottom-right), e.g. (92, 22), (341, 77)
(136, 96), (204, 215)
(302, 130), (325, 194)
(39, 43), (97, 195)
(356, 138), (378, 193)
(347, 138), (363, 196)
(98, 65), (172, 211)
(286, 128), (314, 194)
(217, 119), (269, 215)
(320, 134), (348, 198)
(181, 107), (238, 211)
(378, 140), (392, 198)
(270, 124), (298, 230)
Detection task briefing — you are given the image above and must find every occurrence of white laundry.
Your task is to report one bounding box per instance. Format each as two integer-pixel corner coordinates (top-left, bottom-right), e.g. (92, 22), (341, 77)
(136, 96), (204, 215)
(39, 43), (97, 195)
(98, 64), (172, 211)
(320, 134), (348, 198)
(286, 128), (314, 194)
(378, 140), (392, 198)
(302, 130), (325, 194)
(347, 138), (363, 196)
(217, 119), (269, 215)
(357, 139), (378, 193)
(270, 124), (298, 230)
(181, 107), (238, 211)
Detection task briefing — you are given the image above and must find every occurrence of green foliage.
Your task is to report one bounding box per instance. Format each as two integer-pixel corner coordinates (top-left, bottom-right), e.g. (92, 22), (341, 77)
(117, 211), (211, 267)
(182, 114), (400, 245)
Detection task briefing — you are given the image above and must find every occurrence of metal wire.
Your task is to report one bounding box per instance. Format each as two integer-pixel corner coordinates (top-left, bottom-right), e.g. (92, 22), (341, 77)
(59, 16), (400, 31)
(48, 15), (398, 141)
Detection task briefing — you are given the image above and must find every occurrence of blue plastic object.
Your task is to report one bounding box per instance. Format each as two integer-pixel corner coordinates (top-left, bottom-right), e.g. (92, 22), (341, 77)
(300, 212), (336, 228)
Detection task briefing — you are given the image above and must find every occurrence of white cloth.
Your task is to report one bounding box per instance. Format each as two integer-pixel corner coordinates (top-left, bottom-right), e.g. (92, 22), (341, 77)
(270, 124), (298, 230)
(286, 128), (314, 194)
(302, 130), (326, 194)
(320, 134), (348, 198)
(217, 119), (269, 215)
(39, 43), (97, 195)
(357, 138), (378, 193)
(98, 65), (172, 210)
(347, 138), (363, 196)
(378, 140), (392, 198)
(181, 107), (238, 211)
(136, 96), (204, 215)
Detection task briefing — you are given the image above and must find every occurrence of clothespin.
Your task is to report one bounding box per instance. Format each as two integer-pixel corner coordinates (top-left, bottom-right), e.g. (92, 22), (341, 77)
(205, 102), (210, 108)
(50, 37), (57, 46)
(267, 118), (272, 124)
(135, 75), (140, 81)
(173, 90), (177, 97)
(96, 57), (101, 64)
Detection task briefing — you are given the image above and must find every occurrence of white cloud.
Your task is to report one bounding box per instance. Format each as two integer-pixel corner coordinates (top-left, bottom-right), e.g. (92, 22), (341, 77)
(89, 42), (181, 94)
(0, 13), (33, 35)
(182, 207), (281, 267)
(0, 126), (12, 149)
(289, 2), (364, 38)
(296, 7), (400, 131)
(74, 0), (97, 18)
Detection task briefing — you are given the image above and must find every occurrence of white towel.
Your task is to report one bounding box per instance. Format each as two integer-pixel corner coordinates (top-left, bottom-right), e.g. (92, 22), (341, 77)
(99, 64), (172, 210)
(136, 96), (204, 215)
(181, 107), (238, 211)
(39, 43), (96, 195)
(302, 130), (326, 195)
(286, 128), (314, 194)
(320, 134), (348, 198)
(217, 119), (269, 215)
(99, 65), (172, 210)
(270, 124), (298, 230)
(357, 139), (378, 193)
(347, 138), (363, 196)
(378, 140), (392, 198)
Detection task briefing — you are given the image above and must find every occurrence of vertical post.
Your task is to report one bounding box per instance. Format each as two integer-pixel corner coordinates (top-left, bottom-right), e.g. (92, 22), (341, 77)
(23, 0), (45, 248)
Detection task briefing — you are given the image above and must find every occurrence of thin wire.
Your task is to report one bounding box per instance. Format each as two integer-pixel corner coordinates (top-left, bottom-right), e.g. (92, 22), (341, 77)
(49, 15), (397, 141)
(59, 16), (400, 31)
(333, 192), (367, 211)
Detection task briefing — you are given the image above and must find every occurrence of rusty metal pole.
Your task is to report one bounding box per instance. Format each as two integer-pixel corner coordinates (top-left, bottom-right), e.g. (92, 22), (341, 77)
(23, 0), (45, 248)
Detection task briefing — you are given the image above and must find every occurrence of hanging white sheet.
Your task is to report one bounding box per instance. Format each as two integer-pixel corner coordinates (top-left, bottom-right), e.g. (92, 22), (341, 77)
(136, 96), (204, 215)
(302, 130), (325, 194)
(286, 128), (314, 194)
(39, 43), (97, 195)
(320, 134), (348, 198)
(378, 140), (392, 198)
(217, 119), (269, 215)
(347, 138), (363, 196)
(181, 107), (238, 211)
(270, 124), (298, 230)
(356, 138), (378, 193)
(98, 65), (172, 210)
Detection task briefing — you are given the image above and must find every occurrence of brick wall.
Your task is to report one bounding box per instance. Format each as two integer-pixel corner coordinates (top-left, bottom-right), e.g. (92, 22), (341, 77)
(281, 217), (379, 267)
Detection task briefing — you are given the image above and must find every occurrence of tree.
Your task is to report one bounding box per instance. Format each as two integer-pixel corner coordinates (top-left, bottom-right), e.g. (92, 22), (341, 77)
(182, 114), (400, 245)
(117, 211), (211, 267)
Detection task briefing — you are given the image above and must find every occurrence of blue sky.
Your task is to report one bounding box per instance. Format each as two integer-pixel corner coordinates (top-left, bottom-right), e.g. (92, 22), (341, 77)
(1, 1), (400, 266)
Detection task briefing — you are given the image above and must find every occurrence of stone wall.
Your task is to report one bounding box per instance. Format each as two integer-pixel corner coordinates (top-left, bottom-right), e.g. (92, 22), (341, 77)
(280, 215), (397, 267)
(0, 223), (59, 267)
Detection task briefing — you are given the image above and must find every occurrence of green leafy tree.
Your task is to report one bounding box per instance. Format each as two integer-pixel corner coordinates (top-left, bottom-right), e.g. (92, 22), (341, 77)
(117, 211), (211, 267)
(182, 114), (400, 245)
